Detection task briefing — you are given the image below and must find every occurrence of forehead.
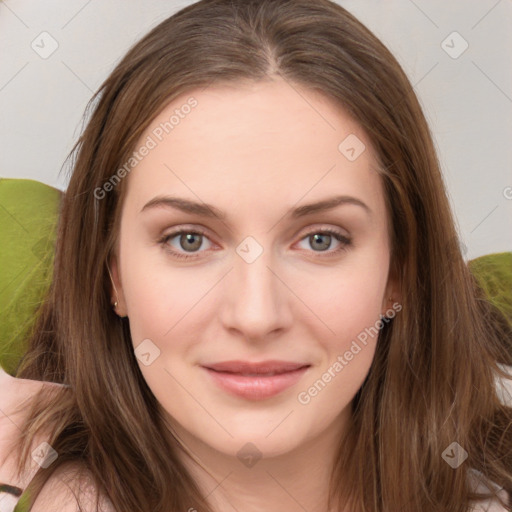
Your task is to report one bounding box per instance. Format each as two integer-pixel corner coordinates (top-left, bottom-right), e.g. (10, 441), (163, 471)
(122, 79), (385, 220)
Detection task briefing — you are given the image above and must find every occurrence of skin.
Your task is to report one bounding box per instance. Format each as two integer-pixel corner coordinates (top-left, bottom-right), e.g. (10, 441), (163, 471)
(110, 78), (400, 512)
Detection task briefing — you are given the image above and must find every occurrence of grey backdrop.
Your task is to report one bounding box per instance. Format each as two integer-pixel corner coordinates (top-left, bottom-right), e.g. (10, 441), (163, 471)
(1, 0), (511, 260)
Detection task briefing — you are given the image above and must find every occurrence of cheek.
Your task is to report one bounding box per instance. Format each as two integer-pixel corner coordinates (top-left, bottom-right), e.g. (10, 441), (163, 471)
(302, 249), (389, 341)
(296, 266), (386, 415)
(119, 242), (207, 402)
(295, 248), (389, 407)
(119, 235), (208, 341)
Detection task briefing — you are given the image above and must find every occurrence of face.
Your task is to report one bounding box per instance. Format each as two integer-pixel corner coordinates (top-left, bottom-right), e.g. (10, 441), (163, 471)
(110, 78), (399, 461)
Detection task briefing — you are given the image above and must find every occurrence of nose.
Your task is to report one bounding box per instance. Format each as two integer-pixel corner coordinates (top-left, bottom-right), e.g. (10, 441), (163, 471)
(219, 244), (292, 341)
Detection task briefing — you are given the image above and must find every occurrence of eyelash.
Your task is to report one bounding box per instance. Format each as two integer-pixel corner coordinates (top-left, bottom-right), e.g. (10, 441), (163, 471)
(157, 226), (352, 261)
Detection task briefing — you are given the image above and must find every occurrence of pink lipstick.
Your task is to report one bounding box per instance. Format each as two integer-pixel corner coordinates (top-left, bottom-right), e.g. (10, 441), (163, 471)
(201, 360), (310, 400)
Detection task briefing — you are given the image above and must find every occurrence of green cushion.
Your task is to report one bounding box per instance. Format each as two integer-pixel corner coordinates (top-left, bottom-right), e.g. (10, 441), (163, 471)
(469, 252), (512, 329)
(0, 178), (510, 377)
(13, 487), (31, 512)
(0, 178), (62, 376)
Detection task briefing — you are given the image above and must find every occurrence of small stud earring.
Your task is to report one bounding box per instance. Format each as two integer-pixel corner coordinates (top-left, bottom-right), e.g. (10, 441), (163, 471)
(107, 262), (123, 314)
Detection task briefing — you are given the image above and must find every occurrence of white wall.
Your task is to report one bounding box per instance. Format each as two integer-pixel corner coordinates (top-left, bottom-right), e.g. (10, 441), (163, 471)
(0, 0), (511, 260)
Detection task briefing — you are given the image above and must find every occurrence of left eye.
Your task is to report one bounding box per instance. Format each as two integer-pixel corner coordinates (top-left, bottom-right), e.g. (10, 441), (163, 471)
(159, 228), (351, 260)
(296, 229), (351, 254)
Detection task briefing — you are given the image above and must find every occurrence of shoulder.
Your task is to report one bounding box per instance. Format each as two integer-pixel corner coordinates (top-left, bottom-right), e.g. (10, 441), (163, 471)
(30, 462), (115, 512)
(469, 496), (509, 512)
(0, 368), (45, 488)
(0, 365), (48, 415)
(0, 366), (67, 429)
(0, 366), (96, 511)
(468, 468), (510, 512)
(0, 366), (65, 486)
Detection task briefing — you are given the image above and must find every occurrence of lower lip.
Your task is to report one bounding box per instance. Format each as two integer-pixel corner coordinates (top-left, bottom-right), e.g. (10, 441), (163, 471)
(202, 366), (310, 400)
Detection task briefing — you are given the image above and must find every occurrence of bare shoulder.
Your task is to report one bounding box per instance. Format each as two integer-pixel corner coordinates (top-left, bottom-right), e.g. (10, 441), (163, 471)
(0, 368), (68, 490)
(467, 469), (510, 512)
(30, 462), (115, 512)
(468, 490), (510, 512)
(0, 374), (48, 488)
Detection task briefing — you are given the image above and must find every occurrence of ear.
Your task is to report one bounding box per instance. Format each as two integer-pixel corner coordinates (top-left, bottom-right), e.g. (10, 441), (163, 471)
(108, 252), (128, 318)
(381, 262), (402, 318)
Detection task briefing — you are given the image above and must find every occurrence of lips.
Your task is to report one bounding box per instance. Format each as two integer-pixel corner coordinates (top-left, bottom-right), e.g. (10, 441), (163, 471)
(203, 360), (310, 375)
(201, 360), (311, 400)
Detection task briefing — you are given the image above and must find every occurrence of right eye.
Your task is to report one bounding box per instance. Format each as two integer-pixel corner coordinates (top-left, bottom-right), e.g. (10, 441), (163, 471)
(158, 228), (215, 260)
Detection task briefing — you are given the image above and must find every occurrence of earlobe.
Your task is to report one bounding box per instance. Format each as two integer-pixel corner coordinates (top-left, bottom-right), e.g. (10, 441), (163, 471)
(107, 256), (128, 318)
(381, 293), (401, 319)
(382, 269), (402, 318)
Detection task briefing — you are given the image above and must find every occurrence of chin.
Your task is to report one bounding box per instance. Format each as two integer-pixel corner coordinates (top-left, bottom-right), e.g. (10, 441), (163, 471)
(204, 427), (306, 461)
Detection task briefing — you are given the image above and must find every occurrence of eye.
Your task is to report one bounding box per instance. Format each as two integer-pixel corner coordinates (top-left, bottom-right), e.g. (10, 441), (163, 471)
(296, 228), (352, 256)
(158, 226), (352, 261)
(158, 228), (213, 260)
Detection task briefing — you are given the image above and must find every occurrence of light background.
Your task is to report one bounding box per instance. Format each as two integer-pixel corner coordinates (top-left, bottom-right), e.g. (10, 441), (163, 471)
(0, 0), (511, 260)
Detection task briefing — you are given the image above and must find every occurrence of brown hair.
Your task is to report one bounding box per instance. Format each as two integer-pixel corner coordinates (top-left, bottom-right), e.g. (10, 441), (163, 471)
(10, 0), (512, 510)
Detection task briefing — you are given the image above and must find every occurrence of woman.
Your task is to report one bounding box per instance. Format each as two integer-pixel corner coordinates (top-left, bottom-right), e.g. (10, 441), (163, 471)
(1, 0), (511, 510)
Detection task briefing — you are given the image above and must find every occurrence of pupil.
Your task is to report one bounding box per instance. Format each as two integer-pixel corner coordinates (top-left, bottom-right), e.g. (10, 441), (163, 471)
(312, 233), (330, 251)
(182, 233), (202, 251)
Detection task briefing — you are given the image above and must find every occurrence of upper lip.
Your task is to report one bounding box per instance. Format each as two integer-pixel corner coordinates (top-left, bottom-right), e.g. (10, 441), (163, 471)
(203, 360), (310, 374)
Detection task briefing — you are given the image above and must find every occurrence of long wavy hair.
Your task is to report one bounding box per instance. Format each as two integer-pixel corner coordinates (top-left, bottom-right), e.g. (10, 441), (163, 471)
(9, 0), (512, 510)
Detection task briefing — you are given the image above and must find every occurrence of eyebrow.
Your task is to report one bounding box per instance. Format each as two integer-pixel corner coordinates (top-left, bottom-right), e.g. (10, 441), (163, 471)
(140, 194), (371, 219)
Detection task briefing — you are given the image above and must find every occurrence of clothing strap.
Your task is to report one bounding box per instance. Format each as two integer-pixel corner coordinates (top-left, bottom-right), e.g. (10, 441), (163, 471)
(0, 484), (23, 497)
